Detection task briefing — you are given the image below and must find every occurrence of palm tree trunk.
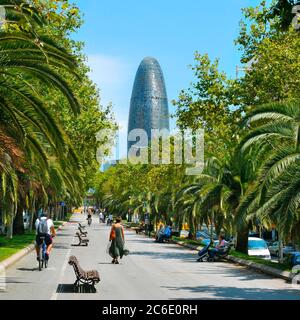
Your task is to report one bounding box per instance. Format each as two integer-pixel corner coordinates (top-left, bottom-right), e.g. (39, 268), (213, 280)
(13, 204), (25, 235)
(29, 197), (35, 232)
(54, 203), (58, 221)
(189, 214), (196, 240)
(193, 218), (198, 240)
(210, 211), (215, 242)
(6, 221), (13, 239)
(236, 226), (249, 254)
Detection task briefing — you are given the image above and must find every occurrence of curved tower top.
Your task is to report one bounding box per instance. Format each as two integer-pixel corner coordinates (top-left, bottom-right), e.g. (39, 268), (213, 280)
(128, 57), (170, 152)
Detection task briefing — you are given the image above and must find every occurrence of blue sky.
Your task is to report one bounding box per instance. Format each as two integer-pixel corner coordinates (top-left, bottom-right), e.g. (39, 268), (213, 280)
(73, 0), (262, 159)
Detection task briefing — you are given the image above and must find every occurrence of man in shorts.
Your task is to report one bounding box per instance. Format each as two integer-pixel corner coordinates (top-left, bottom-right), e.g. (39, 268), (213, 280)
(35, 213), (56, 261)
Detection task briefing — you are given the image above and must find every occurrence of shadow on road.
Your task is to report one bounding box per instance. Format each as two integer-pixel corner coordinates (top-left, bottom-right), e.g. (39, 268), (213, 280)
(165, 285), (300, 300)
(130, 250), (196, 262)
(55, 233), (73, 237)
(4, 276), (32, 284)
(56, 284), (97, 294)
(17, 267), (39, 272)
(54, 244), (71, 250)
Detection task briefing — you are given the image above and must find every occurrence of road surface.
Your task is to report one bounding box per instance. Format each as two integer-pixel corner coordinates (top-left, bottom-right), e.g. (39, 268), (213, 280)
(1, 213), (300, 300)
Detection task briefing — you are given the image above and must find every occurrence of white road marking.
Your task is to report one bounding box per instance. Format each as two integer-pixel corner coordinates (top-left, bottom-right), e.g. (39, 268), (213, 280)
(50, 248), (71, 300)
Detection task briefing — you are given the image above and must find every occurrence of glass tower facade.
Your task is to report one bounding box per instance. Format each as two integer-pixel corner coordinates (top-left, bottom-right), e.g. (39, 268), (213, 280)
(128, 57), (170, 152)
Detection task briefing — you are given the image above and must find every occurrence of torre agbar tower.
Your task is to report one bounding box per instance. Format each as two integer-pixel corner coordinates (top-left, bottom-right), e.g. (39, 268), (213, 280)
(127, 57), (170, 153)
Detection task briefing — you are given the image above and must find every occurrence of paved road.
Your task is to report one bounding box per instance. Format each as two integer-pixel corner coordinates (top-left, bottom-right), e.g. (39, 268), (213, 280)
(1, 213), (300, 300)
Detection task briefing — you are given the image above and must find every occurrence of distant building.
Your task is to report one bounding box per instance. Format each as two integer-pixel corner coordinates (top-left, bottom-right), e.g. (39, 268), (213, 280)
(128, 57), (170, 153)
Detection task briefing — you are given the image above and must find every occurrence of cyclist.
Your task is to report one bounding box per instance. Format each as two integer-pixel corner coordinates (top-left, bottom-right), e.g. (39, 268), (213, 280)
(35, 212), (56, 262)
(87, 210), (92, 225)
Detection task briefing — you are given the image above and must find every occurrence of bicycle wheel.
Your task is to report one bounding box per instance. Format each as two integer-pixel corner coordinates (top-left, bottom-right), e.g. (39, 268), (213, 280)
(38, 251), (42, 271)
(42, 242), (47, 269)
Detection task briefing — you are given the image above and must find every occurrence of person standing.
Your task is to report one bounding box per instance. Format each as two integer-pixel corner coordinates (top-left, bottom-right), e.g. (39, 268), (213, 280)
(109, 217), (125, 264)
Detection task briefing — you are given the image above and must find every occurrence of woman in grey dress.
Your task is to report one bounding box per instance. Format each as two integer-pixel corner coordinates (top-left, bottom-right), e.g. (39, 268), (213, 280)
(109, 217), (125, 264)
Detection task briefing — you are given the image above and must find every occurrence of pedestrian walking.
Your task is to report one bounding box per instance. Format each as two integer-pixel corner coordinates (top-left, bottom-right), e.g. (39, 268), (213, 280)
(108, 217), (125, 264)
(99, 211), (104, 223)
(107, 213), (113, 226)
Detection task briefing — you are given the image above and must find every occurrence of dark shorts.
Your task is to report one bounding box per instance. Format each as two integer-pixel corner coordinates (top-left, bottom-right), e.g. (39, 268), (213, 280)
(36, 234), (53, 246)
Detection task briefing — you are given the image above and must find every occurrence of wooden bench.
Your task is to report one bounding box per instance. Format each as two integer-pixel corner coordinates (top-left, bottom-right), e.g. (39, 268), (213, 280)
(132, 227), (145, 234)
(78, 227), (88, 237)
(74, 232), (89, 246)
(78, 223), (86, 229)
(68, 256), (100, 287)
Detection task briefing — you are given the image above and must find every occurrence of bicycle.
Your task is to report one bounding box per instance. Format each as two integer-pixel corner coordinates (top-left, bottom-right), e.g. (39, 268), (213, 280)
(37, 236), (48, 271)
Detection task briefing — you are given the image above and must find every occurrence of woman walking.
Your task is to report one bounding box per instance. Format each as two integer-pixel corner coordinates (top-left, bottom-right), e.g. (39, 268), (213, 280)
(109, 217), (125, 264)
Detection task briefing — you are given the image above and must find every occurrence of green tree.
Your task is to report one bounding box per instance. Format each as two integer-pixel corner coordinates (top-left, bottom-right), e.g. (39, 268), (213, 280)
(239, 102), (300, 244)
(173, 53), (241, 160)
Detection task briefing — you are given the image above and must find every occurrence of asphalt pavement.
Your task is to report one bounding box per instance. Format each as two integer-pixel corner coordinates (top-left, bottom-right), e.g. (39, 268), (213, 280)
(1, 213), (300, 300)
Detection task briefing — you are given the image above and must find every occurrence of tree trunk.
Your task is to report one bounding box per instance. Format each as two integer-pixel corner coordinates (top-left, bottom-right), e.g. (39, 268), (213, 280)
(13, 205), (25, 235)
(193, 218), (198, 240)
(29, 198), (35, 232)
(6, 221), (13, 239)
(188, 214), (196, 240)
(236, 225), (249, 254)
(210, 211), (215, 242)
(178, 216), (183, 234)
(278, 233), (284, 263)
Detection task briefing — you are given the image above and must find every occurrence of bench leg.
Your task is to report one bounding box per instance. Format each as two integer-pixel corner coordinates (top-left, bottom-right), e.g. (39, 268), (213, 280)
(74, 240), (81, 246)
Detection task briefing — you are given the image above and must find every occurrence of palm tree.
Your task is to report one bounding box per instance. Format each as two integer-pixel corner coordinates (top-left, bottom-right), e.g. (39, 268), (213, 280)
(0, 0), (83, 235)
(239, 102), (300, 246)
(175, 153), (255, 252)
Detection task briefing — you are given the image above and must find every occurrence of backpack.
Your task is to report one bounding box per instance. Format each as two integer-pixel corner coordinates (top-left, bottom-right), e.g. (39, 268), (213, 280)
(38, 218), (48, 235)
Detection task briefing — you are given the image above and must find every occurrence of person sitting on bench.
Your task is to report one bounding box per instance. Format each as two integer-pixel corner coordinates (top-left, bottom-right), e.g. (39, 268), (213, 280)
(209, 234), (227, 257)
(157, 224), (172, 243)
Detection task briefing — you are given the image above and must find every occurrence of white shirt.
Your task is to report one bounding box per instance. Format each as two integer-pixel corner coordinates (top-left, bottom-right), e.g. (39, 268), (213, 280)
(35, 217), (54, 235)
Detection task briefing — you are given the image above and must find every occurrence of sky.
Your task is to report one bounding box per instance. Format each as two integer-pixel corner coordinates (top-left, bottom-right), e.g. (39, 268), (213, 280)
(73, 0), (263, 159)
